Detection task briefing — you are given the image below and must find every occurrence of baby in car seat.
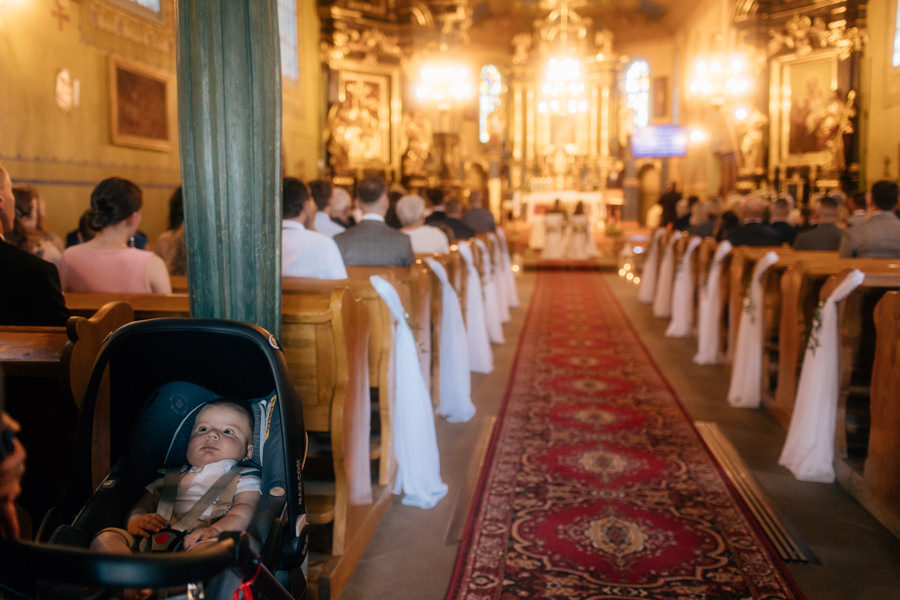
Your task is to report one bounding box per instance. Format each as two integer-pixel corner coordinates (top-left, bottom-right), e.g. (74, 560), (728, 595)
(91, 399), (261, 554)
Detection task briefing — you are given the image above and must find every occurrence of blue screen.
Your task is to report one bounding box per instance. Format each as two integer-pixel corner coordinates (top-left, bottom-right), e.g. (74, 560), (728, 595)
(631, 125), (687, 158)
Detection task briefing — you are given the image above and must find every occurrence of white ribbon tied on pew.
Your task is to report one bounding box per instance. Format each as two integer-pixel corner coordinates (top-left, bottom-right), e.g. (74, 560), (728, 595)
(638, 228), (666, 304)
(666, 236), (702, 338)
(475, 238), (505, 344)
(652, 231), (682, 318)
(694, 241), (732, 365)
(457, 242), (494, 374)
(727, 251), (779, 408)
(369, 276), (449, 508)
(779, 269), (865, 483)
(491, 235), (511, 323)
(424, 258), (475, 423)
(496, 228), (519, 308)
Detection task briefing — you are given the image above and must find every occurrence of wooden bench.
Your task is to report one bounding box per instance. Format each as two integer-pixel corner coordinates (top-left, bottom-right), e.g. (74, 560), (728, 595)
(0, 301), (134, 509)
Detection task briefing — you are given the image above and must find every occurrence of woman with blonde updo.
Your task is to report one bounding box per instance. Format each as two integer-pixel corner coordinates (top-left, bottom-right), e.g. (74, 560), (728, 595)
(60, 177), (171, 293)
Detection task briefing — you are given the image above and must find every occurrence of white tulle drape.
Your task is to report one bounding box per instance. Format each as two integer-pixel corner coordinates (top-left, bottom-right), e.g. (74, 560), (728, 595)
(457, 242), (493, 374)
(727, 251), (779, 408)
(496, 228), (519, 308)
(638, 229), (666, 304)
(369, 276), (448, 508)
(694, 241), (732, 365)
(475, 239), (504, 344)
(778, 269), (865, 483)
(652, 231), (682, 318)
(665, 236), (702, 338)
(490, 235), (511, 323)
(424, 258), (475, 423)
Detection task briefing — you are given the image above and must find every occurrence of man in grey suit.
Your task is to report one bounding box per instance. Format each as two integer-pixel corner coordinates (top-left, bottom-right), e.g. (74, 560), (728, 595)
(334, 177), (414, 267)
(839, 180), (900, 258)
(793, 194), (843, 251)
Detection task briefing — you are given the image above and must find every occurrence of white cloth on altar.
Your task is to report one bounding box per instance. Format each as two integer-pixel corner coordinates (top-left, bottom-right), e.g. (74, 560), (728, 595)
(638, 228), (666, 304)
(424, 258), (475, 423)
(540, 213), (566, 259)
(652, 231), (682, 318)
(497, 228), (519, 308)
(779, 269), (865, 483)
(476, 239), (505, 344)
(665, 236), (702, 338)
(694, 241), (732, 365)
(489, 234), (511, 323)
(369, 276), (448, 508)
(457, 243), (493, 374)
(727, 251), (779, 408)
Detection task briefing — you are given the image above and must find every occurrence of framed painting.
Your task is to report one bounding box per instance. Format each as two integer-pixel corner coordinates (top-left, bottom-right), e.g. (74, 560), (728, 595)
(326, 61), (400, 174)
(769, 49), (839, 169)
(108, 56), (172, 152)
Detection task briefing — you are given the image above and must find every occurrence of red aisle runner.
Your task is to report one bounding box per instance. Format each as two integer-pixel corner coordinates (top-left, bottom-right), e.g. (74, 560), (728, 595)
(446, 271), (804, 600)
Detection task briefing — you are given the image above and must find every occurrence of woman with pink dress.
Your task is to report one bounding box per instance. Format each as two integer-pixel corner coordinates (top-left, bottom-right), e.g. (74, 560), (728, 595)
(60, 177), (171, 294)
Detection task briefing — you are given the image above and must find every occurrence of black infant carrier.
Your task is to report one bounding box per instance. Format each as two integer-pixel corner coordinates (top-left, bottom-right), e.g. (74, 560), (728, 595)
(0, 319), (310, 599)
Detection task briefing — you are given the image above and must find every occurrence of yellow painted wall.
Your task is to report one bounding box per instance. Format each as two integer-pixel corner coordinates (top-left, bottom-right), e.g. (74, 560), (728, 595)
(862, 0), (899, 187)
(0, 1), (322, 242)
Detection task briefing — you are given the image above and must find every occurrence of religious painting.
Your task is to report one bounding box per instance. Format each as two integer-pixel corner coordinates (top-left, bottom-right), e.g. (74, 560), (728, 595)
(327, 68), (394, 171)
(770, 49), (840, 169)
(652, 76), (667, 119)
(108, 56), (172, 152)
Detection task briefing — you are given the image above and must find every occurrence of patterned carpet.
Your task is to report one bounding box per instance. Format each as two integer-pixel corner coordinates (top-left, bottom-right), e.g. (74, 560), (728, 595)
(446, 271), (804, 600)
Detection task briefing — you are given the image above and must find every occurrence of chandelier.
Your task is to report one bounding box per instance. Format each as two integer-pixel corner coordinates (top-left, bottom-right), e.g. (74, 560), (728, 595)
(413, 61), (476, 110)
(687, 49), (754, 107)
(536, 0), (589, 115)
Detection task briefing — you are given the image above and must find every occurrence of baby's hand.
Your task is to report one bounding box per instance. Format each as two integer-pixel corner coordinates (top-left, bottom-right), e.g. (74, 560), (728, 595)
(127, 513), (168, 538)
(184, 526), (220, 550)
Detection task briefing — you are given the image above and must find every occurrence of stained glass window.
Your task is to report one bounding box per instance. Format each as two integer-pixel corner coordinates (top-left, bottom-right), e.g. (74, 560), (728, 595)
(479, 65), (502, 144)
(277, 0), (299, 81)
(625, 60), (650, 128)
(894, 2), (900, 67)
(129, 0), (160, 12)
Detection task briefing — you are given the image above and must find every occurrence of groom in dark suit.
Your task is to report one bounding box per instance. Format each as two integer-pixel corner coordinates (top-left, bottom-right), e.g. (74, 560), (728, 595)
(334, 177), (414, 267)
(0, 164), (69, 326)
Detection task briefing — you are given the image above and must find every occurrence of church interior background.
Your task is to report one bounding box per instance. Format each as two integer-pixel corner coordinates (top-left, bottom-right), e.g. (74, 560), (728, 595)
(2, 0), (893, 257)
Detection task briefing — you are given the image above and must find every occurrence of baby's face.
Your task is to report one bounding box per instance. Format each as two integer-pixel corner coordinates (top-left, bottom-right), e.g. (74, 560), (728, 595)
(186, 404), (252, 467)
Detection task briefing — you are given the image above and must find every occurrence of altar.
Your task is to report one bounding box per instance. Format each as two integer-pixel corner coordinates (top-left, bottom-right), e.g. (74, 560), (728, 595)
(513, 190), (607, 223)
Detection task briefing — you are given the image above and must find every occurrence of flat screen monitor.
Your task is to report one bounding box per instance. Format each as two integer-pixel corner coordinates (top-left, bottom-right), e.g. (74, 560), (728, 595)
(631, 125), (687, 158)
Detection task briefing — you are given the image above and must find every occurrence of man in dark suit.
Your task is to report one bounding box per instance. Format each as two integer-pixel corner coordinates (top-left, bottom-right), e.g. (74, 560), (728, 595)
(443, 200), (476, 241)
(423, 188), (447, 227)
(726, 194), (782, 247)
(462, 190), (496, 233)
(0, 164), (69, 326)
(334, 177), (414, 267)
(839, 180), (900, 258)
(793, 194), (843, 250)
(768, 194), (798, 244)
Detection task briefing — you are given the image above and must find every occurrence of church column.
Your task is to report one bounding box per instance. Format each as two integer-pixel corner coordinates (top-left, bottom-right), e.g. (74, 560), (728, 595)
(175, 1), (282, 337)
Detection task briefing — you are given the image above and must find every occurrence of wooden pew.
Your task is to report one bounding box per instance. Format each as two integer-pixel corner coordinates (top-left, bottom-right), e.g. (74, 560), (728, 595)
(0, 301), (134, 508)
(821, 267), (900, 540)
(170, 275), (188, 293)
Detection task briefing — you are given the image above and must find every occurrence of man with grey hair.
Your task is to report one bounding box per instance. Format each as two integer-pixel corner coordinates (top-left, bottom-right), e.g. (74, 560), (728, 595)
(0, 163), (69, 325)
(726, 194), (781, 247)
(839, 179), (900, 257)
(334, 177), (414, 267)
(397, 194), (450, 254)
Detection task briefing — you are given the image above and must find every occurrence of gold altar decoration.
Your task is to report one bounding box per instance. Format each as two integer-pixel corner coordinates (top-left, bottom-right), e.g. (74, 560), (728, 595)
(767, 14), (866, 60)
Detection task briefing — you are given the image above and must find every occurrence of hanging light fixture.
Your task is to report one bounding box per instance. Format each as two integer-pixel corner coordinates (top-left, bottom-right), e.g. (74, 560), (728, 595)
(536, 1), (589, 115)
(411, 1), (476, 111)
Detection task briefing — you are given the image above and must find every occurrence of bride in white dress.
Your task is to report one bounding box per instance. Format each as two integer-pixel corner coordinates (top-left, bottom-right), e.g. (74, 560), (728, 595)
(540, 199), (567, 260)
(565, 201), (598, 260)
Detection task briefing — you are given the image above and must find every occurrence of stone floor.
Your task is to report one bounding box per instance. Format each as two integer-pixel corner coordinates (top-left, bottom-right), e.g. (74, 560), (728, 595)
(338, 268), (900, 600)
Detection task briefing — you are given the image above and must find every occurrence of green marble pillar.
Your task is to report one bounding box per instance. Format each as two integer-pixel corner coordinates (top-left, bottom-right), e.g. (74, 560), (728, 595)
(175, 1), (282, 337)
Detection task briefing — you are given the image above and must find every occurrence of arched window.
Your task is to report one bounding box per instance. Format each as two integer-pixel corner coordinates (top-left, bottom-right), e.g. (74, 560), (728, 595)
(479, 65), (503, 144)
(277, 0), (299, 81)
(625, 60), (650, 128)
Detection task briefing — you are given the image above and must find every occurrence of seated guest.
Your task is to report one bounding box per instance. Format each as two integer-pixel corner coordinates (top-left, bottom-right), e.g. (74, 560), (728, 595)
(281, 177), (347, 279)
(847, 190), (868, 227)
(768, 194), (797, 244)
(423, 188), (447, 225)
(443, 199), (476, 241)
(688, 198), (720, 238)
(309, 179), (345, 238)
(60, 177), (171, 293)
(10, 186), (64, 265)
(839, 179), (900, 258)
(715, 210), (740, 242)
(334, 177), (414, 267)
(385, 185), (405, 229)
(65, 209), (97, 247)
(330, 186), (356, 229)
(793, 195), (843, 251)
(673, 195), (698, 231)
(397, 194), (450, 254)
(726, 195), (781, 247)
(154, 186), (187, 276)
(0, 163), (69, 326)
(462, 190), (496, 233)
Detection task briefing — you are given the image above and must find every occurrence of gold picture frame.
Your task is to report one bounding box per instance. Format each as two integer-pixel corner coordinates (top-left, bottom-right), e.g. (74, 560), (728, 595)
(108, 55), (173, 152)
(769, 48), (840, 171)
